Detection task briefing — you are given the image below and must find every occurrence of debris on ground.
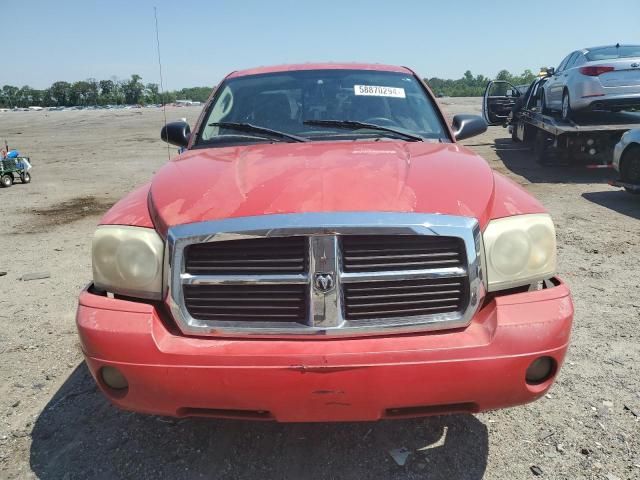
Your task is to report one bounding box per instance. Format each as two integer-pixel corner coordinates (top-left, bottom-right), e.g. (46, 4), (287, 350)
(19, 272), (50, 281)
(388, 448), (411, 466)
(530, 465), (543, 476)
(539, 431), (555, 442)
(417, 426), (448, 451)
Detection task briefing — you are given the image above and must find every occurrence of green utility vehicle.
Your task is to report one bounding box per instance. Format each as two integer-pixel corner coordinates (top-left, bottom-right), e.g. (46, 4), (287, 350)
(0, 157), (32, 187)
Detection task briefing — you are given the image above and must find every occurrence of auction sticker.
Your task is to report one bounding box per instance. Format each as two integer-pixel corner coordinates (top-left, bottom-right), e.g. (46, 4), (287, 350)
(354, 85), (406, 98)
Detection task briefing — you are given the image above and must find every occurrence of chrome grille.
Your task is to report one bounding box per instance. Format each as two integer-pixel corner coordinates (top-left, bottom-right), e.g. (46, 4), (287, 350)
(341, 235), (465, 272)
(184, 284), (307, 323)
(168, 212), (485, 337)
(343, 278), (467, 320)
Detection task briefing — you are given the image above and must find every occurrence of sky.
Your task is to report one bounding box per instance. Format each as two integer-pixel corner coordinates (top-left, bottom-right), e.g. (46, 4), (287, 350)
(3, 0), (639, 90)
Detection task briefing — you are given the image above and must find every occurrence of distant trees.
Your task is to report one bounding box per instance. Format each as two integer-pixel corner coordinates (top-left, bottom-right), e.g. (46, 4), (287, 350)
(69, 80), (93, 106)
(426, 69), (538, 97)
(49, 81), (71, 106)
(0, 74), (213, 108)
(178, 87), (211, 102)
(123, 74), (144, 104)
(0, 69), (542, 107)
(1, 85), (19, 107)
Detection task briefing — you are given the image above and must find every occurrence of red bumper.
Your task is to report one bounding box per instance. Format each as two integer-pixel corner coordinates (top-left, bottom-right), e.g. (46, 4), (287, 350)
(76, 281), (573, 422)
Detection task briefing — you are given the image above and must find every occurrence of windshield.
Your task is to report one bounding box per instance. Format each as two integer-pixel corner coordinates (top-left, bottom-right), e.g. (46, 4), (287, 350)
(196, 69), (448, 147)
(585, 45), (640, 61)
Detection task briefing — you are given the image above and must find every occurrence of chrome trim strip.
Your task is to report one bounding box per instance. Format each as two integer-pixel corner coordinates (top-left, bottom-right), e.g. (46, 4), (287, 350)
(181, 273), (309, 285)
(167, 212), (485, 338)
(340, 267), (466, 283)
(309, 235), (343, 328)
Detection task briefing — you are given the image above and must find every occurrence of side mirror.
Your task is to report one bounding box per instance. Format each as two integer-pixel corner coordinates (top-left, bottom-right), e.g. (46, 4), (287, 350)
(546, 67), (555, 76)
(161, 121), (191, 148)
(452, 114), (487, 141)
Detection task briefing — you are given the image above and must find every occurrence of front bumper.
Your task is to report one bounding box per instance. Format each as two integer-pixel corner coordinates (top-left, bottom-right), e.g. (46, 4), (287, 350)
(77, 280), (573, 422)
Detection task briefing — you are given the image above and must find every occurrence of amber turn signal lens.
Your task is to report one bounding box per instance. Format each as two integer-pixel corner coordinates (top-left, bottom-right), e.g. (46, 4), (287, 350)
(101, 366), (129, 390)
(525, 356), (556, 385)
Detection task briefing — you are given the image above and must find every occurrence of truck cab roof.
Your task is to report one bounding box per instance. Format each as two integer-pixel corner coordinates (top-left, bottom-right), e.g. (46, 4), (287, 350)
(227, 63), (414, 79)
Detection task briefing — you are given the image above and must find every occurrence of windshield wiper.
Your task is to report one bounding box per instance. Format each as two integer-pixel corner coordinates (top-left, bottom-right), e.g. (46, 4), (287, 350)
(208, 122), (308, 143)
(303, 119), (424, 142)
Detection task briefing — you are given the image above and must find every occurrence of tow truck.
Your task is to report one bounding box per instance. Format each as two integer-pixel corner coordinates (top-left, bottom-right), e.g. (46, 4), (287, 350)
(483, 78), (640, 165)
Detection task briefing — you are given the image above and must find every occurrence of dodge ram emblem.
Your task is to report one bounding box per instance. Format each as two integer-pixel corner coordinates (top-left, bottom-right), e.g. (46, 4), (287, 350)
(632, 63), (639, 68)
(314, 273), (335, 293)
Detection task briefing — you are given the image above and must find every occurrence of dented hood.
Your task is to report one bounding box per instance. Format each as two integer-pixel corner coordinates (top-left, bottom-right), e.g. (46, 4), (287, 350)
(149, 140), (498, 229)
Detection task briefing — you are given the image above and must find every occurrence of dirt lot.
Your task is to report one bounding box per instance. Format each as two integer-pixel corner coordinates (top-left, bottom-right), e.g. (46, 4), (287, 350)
(0, 100), (638, 480)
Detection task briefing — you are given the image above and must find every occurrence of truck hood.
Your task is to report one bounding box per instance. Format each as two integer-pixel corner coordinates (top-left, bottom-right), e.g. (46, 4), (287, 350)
(149, 141), (497, 230)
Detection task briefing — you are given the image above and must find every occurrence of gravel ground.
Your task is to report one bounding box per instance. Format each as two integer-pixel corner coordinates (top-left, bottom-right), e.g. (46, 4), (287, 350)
(0, 100), (638, 480)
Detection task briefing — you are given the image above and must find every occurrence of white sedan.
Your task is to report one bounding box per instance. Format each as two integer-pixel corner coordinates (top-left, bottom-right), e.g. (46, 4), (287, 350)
(541, 44), (640, 120)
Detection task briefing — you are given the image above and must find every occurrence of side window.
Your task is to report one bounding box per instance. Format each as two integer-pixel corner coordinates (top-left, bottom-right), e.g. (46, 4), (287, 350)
(565, 52), (581, 70)
(571, 53), (587, 68)
(556, 54), (572, 72)
(201, 86), (234, 140)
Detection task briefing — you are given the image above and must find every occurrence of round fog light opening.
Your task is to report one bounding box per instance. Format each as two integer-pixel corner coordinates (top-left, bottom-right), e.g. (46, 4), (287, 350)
(525, 356), (556, 385)
(101, 366), (129, 390)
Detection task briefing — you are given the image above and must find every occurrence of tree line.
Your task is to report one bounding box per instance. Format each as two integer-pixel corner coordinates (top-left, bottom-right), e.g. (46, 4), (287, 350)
(0, 69), (540, 108)
(0, 74), (212, 108)
(425, 69), (538, 97)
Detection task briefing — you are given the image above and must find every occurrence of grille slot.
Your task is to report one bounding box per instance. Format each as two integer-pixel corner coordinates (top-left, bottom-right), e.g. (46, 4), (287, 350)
(343, 278), (467, 320)
(185, 237), (307, 274)
(183, 284), (308, 323)
(340, 235), (465, 272)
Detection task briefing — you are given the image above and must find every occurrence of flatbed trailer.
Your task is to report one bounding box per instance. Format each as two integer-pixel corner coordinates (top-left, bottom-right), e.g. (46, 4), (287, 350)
(483, 79), (640, 165)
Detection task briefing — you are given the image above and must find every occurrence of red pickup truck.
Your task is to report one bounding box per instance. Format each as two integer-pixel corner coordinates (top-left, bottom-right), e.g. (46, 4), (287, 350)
(77, 63), (573, 422)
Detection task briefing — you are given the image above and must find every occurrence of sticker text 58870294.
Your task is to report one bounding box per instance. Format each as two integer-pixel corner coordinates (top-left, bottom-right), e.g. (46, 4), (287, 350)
(354, 85), (406, 98)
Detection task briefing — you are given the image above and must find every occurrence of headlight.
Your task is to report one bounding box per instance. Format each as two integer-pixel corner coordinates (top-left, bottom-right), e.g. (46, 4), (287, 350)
(483, 214), (556, 292)
(92, 225), (164, 299)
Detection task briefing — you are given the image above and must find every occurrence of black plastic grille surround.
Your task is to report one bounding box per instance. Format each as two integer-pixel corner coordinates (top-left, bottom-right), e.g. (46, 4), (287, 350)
(185, 237), (308, 275)
(343, 277), (468, 320)
(340, 235), (466, 272)
(183, 284), (308, 323)
(181, 234), (469, 324)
